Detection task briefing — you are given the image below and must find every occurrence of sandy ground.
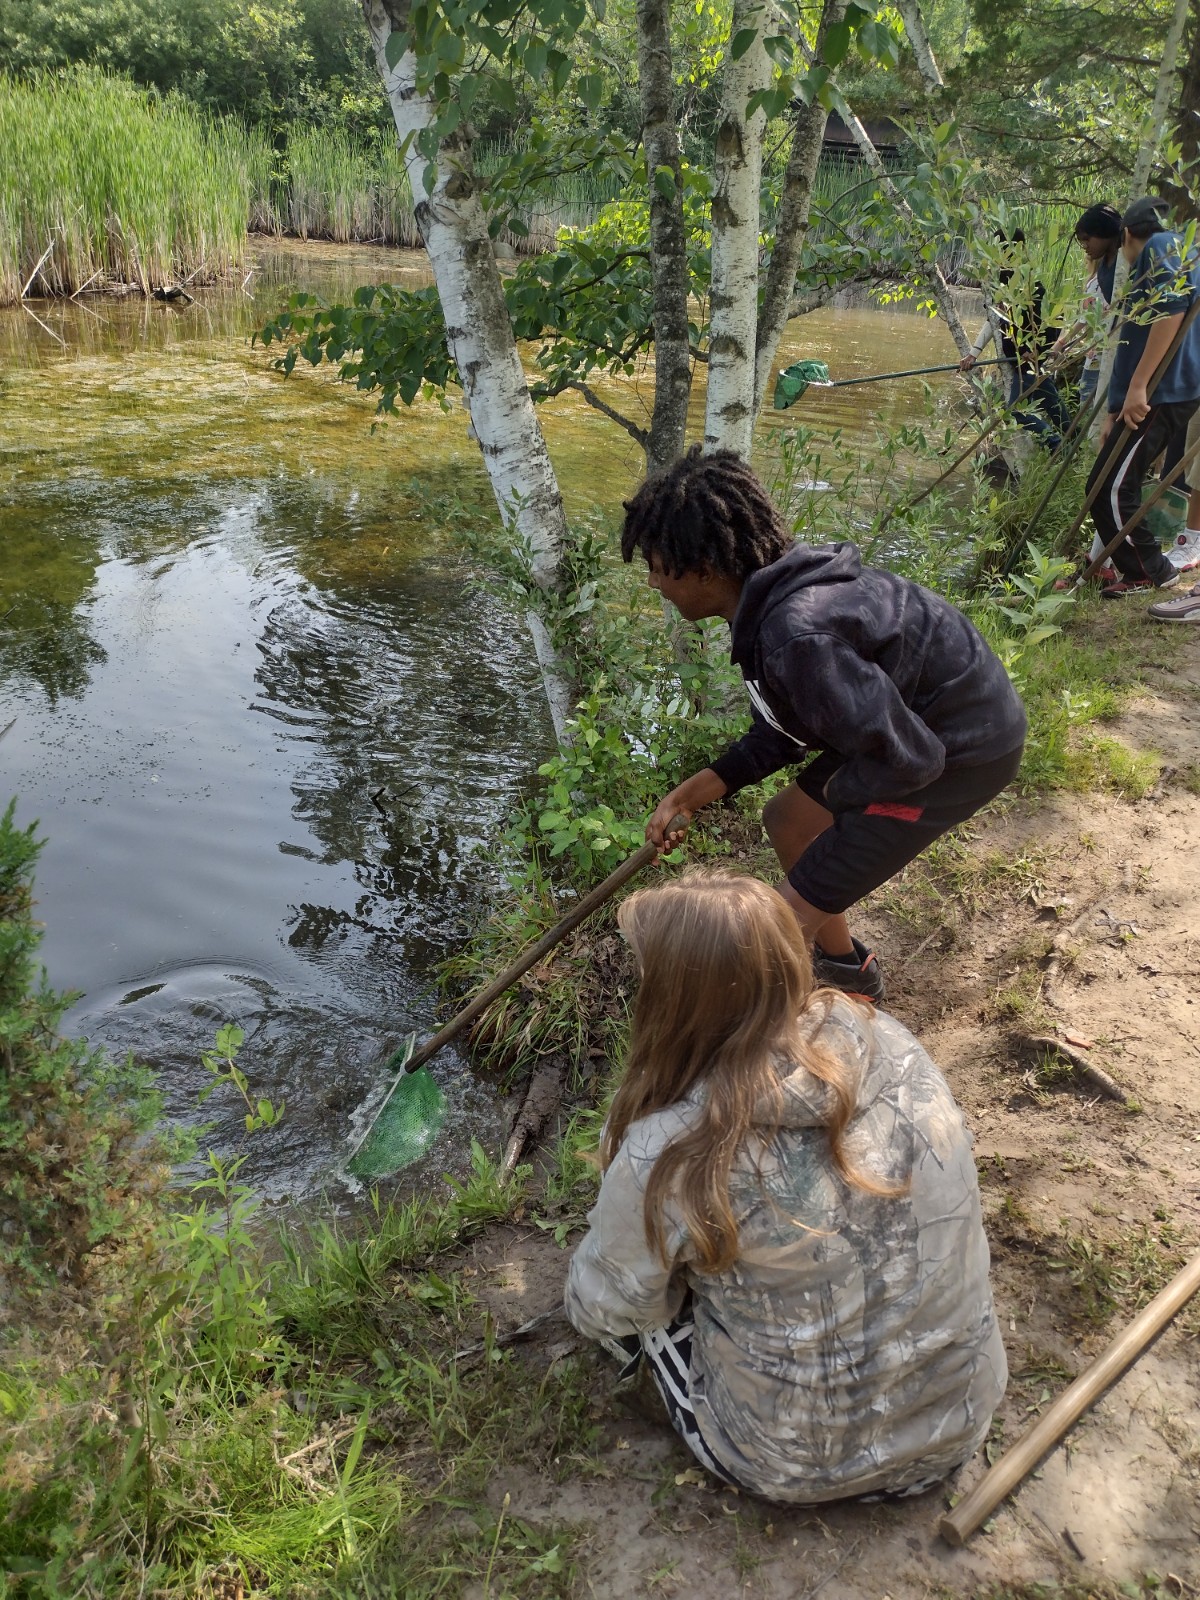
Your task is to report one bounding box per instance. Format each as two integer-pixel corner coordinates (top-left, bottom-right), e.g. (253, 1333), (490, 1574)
(459, 622), (1200, 1599)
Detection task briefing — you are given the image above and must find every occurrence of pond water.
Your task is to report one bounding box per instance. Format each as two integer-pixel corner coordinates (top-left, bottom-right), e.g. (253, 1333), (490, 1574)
(0, 239), (961, 1200)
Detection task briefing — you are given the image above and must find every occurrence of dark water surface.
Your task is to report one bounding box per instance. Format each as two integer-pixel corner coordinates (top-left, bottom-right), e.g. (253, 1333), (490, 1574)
(0, 240), (961, 1198)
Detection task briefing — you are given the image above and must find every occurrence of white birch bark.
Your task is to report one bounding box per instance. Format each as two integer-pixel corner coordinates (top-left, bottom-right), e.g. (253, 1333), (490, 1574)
(361, 0), (574, 741)
(893, 0), (1020, 445)
(704, 0), (771, 456)
(893, 0), (943, 90)
(1091, 0), (1191, 433)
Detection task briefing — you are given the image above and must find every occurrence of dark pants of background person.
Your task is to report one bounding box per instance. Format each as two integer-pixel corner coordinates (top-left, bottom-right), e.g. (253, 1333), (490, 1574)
(1009, 369), (1071, 450)
(1087, 401), (1200, 584)
(1159, 408), (1200, 494)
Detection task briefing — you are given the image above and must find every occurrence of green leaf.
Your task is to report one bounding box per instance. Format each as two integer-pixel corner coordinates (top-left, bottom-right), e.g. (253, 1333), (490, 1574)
(730, 26), (758, 60)
(214, 1023), (244, 1057)
(822, 19), (852, 66)
(578, 72), (604, 110)
(384, 30), (407, 69)
(653, 164), (676, 200)
(548, 48), (572, 95)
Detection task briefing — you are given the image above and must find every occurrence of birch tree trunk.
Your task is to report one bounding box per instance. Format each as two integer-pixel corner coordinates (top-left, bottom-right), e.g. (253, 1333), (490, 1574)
(704, 0), (771, 456)
(1092, 0), (1190, 432)
(361, 0), (574, 741)
(638, 0), (694, 473)
(754, 0), (846, 409)
(893, 0), (944, 93)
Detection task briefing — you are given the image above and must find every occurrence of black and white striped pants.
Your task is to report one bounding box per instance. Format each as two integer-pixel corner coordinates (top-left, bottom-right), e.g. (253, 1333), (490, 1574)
(600, 1311), (966, 1502)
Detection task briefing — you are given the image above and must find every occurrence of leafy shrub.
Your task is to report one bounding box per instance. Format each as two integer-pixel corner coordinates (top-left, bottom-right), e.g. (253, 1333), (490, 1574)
(0, 799), (164, 1300)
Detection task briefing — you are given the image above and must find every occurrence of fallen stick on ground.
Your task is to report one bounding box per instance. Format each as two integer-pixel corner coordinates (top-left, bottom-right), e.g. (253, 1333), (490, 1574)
(453, 1306), (571, 1364)
(501, 1063), (564, 1178)
(939, 1248), (1200, 1546)
(1041, 893), (1105, 1013)
(1026, 1035), (1132, 1105)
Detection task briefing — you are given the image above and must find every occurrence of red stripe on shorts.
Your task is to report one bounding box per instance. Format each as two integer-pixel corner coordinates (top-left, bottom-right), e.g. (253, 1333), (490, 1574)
(864, 801), (925, 822)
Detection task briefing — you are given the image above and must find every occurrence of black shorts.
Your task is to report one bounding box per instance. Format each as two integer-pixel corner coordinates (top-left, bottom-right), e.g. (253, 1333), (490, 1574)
(788, 745), (1025, 915)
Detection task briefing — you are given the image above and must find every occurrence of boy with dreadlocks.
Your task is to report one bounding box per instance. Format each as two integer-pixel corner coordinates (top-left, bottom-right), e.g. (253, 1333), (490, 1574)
(625, 447), (1027, 1001)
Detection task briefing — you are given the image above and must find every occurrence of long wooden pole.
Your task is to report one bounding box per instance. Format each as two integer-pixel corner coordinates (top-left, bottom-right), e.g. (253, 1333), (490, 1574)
(403, 823), (682, 1076)
(342, 817), (686, 1169)
(939, 1248), (1200, 1547)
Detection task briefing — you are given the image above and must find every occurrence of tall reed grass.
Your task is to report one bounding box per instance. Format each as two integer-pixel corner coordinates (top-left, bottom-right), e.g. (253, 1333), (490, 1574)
(284, 127), (420, 247)
(0, 69), (622, 301)
(0, 72), (252, 304)
(277, 129), (620, 253)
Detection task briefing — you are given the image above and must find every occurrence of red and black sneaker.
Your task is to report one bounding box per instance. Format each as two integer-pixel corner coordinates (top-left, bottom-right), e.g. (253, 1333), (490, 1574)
(1101, 572), (1180, 601)
(812, 938), (886, 1004)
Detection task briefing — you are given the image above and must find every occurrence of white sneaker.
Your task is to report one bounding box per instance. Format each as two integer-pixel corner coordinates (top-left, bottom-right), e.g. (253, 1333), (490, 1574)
(1167, 528), (1200, 571)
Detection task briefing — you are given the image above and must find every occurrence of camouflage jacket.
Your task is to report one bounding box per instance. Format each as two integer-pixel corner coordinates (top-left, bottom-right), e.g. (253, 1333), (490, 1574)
(564, 999), (1007, 1503)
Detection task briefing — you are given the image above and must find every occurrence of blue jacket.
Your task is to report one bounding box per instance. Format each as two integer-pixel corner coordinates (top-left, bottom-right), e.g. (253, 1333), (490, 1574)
(707, 542), (1027, 812)
(1109, 230), (1200, 412)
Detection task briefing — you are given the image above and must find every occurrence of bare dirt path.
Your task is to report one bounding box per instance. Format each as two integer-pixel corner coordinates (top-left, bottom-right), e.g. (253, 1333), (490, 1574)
(462, 621), (1200, 1600)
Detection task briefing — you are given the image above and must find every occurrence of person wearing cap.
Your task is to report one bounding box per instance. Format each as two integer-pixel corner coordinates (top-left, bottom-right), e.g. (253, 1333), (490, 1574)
(1087, 195), (1200, 599)
(1050, 203), (1122, 414)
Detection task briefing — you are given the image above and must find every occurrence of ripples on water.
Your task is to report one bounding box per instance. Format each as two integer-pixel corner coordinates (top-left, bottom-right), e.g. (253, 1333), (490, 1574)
(2, 470), (548, 1197)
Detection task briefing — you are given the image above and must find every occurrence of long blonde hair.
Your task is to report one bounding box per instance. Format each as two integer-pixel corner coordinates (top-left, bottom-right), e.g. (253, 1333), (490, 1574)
(605, 870), (894, 1274)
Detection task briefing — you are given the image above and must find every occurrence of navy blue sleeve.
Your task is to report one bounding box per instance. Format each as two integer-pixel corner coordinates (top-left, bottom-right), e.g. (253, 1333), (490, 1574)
(765, 634), (947, 810)
(709, 710), (805, 796)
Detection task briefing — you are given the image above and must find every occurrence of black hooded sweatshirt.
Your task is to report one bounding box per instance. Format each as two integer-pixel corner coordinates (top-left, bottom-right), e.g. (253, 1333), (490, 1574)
(708, 542), (1027, 812)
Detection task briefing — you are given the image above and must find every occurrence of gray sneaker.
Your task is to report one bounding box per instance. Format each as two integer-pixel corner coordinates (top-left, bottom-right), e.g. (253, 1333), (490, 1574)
(1148, 580), (1200, 622)
(812, 938), (886, 1003)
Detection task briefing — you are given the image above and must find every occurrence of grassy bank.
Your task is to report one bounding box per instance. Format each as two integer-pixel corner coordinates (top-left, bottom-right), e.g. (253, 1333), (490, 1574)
(0, 803), (587, 1597)
(0, 71), (623, 304)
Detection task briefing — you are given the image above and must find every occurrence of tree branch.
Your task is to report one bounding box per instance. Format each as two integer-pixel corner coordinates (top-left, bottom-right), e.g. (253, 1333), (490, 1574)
(558, 249), (651, 297)
(563, 381), (650, 446)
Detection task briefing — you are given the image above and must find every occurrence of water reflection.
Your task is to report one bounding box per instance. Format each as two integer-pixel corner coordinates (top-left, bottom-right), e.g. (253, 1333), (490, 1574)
(1, 469), (547, 1197)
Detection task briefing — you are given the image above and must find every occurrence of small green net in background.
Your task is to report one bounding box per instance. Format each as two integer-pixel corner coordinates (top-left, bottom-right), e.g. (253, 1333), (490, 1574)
(773, 360), (832, 410)
(347, 1056), (447, 1180)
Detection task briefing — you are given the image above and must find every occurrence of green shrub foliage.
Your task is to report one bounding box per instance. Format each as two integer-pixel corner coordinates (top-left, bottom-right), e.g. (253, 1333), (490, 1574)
(0, 799), (162, 1298)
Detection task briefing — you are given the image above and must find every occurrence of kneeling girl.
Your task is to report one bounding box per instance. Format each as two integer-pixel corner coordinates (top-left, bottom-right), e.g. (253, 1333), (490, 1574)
(565, 871), (1006, 1504)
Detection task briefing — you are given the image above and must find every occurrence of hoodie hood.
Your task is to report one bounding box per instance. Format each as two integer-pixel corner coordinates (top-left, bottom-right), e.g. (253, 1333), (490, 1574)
(730, 542), (862, 668)
(756, 995), (874, 1130)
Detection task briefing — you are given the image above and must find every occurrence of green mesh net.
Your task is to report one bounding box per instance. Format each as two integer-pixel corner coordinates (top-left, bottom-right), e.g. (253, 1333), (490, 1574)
(773, 359), (832, 410)
(1141, 482), (1188, 546)
(346, 1061), (447, 1180)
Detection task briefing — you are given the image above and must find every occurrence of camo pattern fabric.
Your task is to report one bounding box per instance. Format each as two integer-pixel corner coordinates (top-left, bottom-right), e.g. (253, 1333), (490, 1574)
(564, 998), (1007, 1503)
